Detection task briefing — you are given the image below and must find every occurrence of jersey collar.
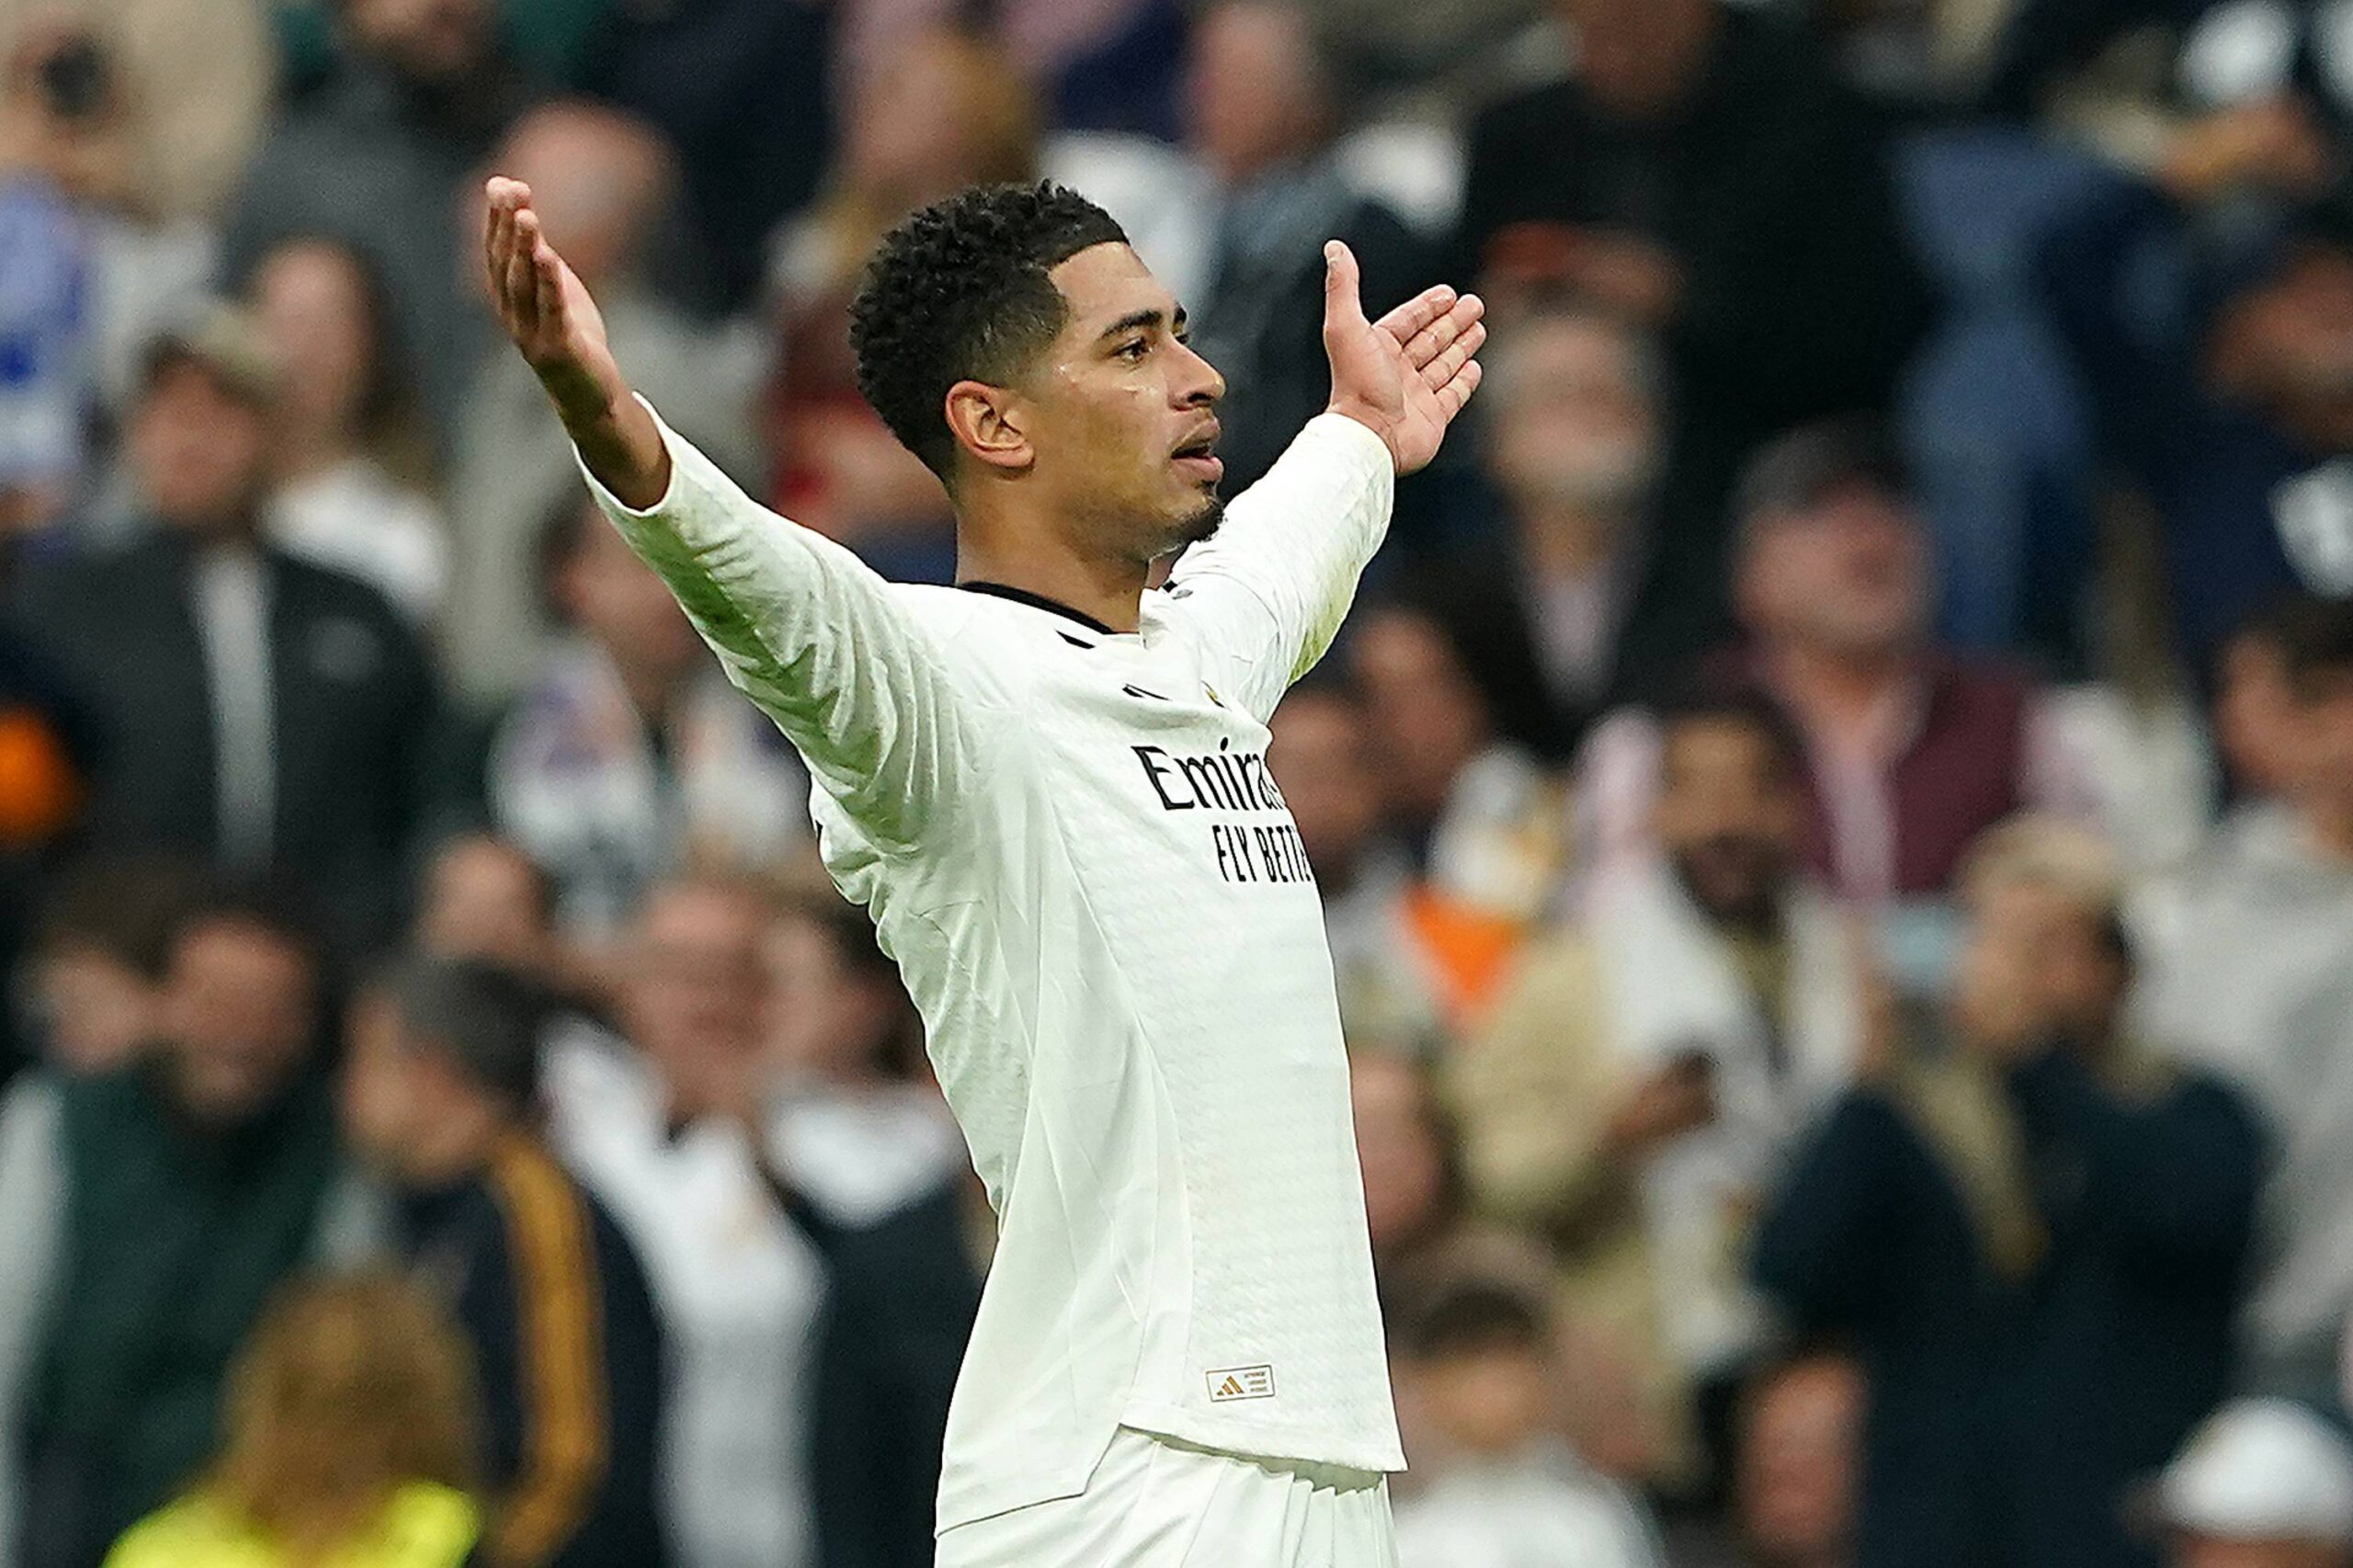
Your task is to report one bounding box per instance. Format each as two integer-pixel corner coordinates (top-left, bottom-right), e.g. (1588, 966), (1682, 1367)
(956, 580), (1124, 638)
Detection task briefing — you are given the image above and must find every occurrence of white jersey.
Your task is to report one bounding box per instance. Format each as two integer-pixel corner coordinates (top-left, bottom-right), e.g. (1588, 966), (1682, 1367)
(581, 403), (1405, 1531)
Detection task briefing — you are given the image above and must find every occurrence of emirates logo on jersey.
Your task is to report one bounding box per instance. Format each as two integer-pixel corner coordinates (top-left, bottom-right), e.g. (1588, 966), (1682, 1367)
(1206, 1364), (1277, 1403)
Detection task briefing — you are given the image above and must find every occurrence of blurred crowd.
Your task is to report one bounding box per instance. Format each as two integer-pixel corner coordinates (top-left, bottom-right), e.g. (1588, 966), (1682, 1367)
(15, 0), (2353, 1565)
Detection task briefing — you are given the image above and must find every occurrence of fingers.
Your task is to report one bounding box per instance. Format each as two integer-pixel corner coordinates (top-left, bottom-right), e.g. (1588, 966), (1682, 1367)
(532, 230), (566, 339)
(1420, 317), (1487, 393)
(506, 209), (544, 335)
(1322, 241), (1368, 332)
(1399, 293), (1484, 372)
(1373, 282), (1459, 348)
(1434, 357), (1483, 421)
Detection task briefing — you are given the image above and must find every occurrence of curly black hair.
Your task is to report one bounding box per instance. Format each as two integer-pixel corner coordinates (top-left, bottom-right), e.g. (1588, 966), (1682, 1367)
(849, 181), (1129, 481)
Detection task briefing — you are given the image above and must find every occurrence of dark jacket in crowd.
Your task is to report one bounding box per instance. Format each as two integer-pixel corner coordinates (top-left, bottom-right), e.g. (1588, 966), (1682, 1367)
(811, 1179), (984, 1568)
(15, 1064), (342, 1568)
(1457, 6), (1935, 657)
(11, 532), (449, 952)
(0, 624), (95, 1074)
(392, 1135), (669, 1568)
(1754, 1049), (2262, 1568)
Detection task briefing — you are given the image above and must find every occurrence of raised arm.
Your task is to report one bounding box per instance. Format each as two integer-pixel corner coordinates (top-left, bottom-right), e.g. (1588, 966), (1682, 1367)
(1168, 244), (1484, 717)
(484, 178), (980, 847)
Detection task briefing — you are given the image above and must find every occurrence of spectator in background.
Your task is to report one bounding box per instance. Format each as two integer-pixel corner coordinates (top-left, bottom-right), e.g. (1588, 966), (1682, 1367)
(1266, 679), (1438, 1055)
(1756, 816), (2261, 1568)
(1737, 1352), (1863, 1568)
(1578, 421), (2108, 915)
(1350, 601), (1567, 1032)
(486, 494), (808, 939)
(760, 895), (964, 1228)
(343, 954), (668, 1568)
(248, 235), (449, 626)
(447, 101), (761, 706)
(2154, 1399), (2353, 1568)
(0, 621), (92, 1072)
(1457, 0), (1933, 652)
(544, 877), (826, 1568)
(414, 834), (559, 978)
(1177, 0), (1431, 494)
(1350, 1051), (1473, 1301)
(1408, 307), (1677, 762)
(766, 28), (1036, 582)
(835, 0), (1188, 139)
(17, 855), (199, 1077)
(1389, 1263), (1665, 1568)
(10, 307), (449, 952)
(222, 0), (529, 453)
(2144, 595), (2353, 1394)
(100, 1272), (482, 1568)
(0, 889), (359, 1568)
(1452, 693), (1867, 1497)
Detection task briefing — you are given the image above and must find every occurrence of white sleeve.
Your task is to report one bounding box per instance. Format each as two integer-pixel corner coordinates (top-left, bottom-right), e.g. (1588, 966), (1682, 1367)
(577, 399), (985, 850)
(1163, 413), (1394, 720)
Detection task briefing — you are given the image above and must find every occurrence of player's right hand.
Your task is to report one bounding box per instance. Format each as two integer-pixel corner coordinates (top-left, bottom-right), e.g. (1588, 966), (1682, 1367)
(483, 176), (620, 426)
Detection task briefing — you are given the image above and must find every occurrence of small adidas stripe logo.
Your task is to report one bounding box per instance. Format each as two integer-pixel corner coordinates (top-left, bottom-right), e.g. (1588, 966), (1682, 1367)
(1206, 1364), (1277, 1403)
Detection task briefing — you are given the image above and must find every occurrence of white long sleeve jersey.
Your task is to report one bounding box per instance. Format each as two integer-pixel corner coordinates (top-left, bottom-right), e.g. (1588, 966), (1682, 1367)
(582, 403), (1406, 1531)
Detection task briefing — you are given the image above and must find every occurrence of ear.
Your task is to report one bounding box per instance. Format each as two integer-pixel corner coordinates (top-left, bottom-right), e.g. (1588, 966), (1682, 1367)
(944, 381), (1034, 474)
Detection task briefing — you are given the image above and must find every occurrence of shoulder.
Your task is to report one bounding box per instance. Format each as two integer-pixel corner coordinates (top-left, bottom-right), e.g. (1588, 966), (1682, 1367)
(380, 1482), (482, 1565)
(100, 1494), (244, 1565)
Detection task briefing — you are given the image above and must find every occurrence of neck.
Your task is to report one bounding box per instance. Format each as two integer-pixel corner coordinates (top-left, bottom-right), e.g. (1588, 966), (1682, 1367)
(402, 1104), (503, 1187)
(1518, 500), (1626, 577)
(1764, 639), (1915, 747)
(956, 522), (1151, 635)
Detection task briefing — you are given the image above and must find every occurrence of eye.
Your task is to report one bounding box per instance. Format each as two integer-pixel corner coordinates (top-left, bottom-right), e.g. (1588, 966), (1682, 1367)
(1117, 337), (1150, 363)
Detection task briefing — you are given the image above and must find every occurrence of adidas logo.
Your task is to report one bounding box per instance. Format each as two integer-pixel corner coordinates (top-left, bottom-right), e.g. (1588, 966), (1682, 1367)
(1205, 1364), (1276, 1403)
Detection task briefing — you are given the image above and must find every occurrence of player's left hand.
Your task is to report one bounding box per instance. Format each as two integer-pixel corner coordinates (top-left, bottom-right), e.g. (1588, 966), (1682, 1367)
(1322, 242), (1485, 477)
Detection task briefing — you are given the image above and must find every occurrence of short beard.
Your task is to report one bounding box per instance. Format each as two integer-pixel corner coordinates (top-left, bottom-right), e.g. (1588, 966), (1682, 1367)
(1170, 495), (1224, 551)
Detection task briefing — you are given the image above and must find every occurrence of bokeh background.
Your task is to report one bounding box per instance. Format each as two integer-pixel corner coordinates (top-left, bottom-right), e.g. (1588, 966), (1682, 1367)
(8, 0), (2353, 1564)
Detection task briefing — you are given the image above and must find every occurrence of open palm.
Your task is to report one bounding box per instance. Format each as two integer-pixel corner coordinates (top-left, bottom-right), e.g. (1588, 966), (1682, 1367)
(1322, 242), (1486, 477)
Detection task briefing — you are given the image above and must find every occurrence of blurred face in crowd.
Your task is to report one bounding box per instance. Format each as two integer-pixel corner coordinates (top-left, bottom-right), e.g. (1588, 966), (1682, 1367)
(1741, 1356), (1864, 1568)
(2173, 1540), (2353, 1568)
(1654, 715), (1805, 928)
(623, 881), (770, 1117)
(1558, 0), (1722, 119)
(251, 240), (380, 452)
(131, 360), (272, 537)
(1186, 1), (1333, 187)
(2217, 629), (2300, 799)
(472, 105), (671, 291)
(1351, 608), (1494, 825)
(344, 0), (493, 86)
(1414, 1333), (1554, 1459)
(1953, 873), (2128, 1051)
(1738, 482), (1930, 662)
(762, 908), (918, 1085)
(2285, 661), (2353, 814)
(1351, 1051), (1454, 1256)
(158, 917), (317, 1126)
(846, 30), (1039, 219)
(552, 501), (706, 699)
(30, 939), (157, 1077)
(416, 835), (551, 971)
(2209, 245), (2353, 454)
(1267, 688), (1384, 889)
(1487, 312), (1661, 525)
(340, 989), (477, 1184)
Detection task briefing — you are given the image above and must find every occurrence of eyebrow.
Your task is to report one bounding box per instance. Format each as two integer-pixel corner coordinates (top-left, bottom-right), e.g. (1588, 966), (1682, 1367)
(1098, 305), (1188, 344)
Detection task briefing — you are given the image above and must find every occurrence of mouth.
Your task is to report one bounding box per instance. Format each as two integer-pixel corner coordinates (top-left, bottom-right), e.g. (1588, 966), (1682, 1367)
(1172, 425), (1223, 484)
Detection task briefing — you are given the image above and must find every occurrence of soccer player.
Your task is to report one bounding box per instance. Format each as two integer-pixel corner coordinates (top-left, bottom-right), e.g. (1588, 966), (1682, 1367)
(482, 175), (1484, 1564)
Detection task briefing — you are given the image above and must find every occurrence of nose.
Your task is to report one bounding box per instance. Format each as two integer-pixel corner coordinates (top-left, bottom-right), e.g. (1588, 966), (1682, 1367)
(1173, 336), (1224, 407)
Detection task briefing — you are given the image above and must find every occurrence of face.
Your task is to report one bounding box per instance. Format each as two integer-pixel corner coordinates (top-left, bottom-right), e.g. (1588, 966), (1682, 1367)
(1185, 2), (1329, 185)
(983, 244), (1225, 567)
(555, 503), (705, 683)
(1350, 610), (1493, 824)
(1654, 719), (1803, 926)
(1741, 1358), (1864, 1568)
(1267, 691), (1383, 884)
(1351, 1052), (1450, 1254)
(2211, 248), (2353, 452)
(344, 0), (492, 85)
(2218, 632), (2298, 798)
(130, 361), (271, 536)
(339, 992), (428, 1176)
(847, 33), (1032, 215)
(416, 837), (549, 969)
(1955, 877), (2125, 1045)
(1489, 314), (1661, 517)
(2286, 667), (2353, 813)
(252, 241), (375, 442)
(157, 920), (316, 1126)
(762, 912), (912, 1083)
(31, 942), (156, 1076)
(1414, 1343), (1553, 1457)
(1558, 0), (1721, 119)
(2174, 1540), (2353, 1568)
(1739, 484), (1929, 658)
(622, 884), (770, 1107)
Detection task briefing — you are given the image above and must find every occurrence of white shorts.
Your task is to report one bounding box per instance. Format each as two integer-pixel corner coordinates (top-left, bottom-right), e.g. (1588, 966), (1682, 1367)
(934, 1426), (1400, 1568)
